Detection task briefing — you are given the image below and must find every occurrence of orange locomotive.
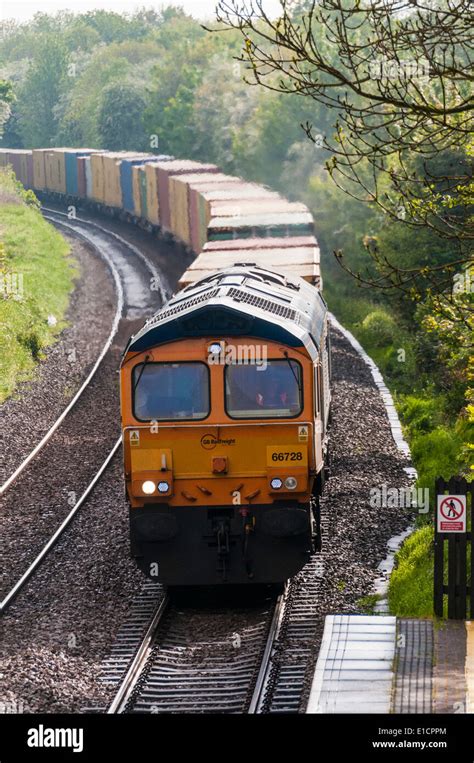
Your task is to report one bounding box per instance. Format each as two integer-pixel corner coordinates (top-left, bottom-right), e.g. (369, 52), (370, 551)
(121, 265), (331, 585)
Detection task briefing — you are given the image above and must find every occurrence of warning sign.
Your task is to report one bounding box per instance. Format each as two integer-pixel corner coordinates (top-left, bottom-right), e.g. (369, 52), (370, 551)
(298, 425), (309, 442)
(129, 430), (140, 447)
(437, 494), (467, 533)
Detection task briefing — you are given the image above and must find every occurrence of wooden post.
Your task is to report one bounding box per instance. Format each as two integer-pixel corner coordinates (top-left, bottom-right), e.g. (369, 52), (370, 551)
(434, 476), (470, 619)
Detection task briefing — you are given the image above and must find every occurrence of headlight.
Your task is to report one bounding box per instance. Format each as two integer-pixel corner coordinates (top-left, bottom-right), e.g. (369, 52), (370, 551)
(284, 477), (298, 490)
(142, 480), (155, 495)
(157, 481), (170, 493)
(270, 477), (283, 490)
(208, 342), (222, 355)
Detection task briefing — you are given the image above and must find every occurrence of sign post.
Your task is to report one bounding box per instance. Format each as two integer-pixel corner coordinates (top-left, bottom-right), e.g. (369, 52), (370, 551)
(434, 477), (473, 619)
(437, 494), (467, 533)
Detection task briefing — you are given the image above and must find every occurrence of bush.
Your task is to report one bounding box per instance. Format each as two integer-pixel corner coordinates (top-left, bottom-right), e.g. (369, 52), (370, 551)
(398, 394), (440, 437)
(360, 309), (397, 347)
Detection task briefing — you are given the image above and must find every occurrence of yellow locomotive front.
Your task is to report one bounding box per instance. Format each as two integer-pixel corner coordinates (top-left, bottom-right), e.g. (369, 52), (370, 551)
(120, 267), (330, 585)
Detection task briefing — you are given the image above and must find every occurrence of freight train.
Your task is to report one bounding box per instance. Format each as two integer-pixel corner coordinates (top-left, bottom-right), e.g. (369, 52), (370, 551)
(0, 146), (331, 585)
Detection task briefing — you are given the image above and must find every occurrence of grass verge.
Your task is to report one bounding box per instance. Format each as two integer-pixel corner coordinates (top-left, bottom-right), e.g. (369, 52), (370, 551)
(0, 168), (77, 403)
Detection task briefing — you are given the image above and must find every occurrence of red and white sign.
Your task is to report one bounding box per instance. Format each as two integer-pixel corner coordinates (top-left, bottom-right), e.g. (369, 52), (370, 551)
(437, 494), (467, 533)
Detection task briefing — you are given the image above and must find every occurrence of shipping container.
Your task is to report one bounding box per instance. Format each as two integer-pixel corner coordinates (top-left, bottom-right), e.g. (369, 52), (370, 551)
(90, 153), (105, 202)
(77, 157), (87, 197)
(209, 199), (307, 218)
(139, 166), (148, 220)
(178, 245), (321, 288)
(120, 154), (168, 214)
(102, 152), (125, 208)
(44, 151), (54, 190)
(168, 173), (234, 245)
(184, 175), (251, 252)
(19, 152), (34, 188)
(32, 149), (49, 190)
(6, 150), (23, 183)
(144, 163), (160, 225)
(202, 235), (318, 252)
(44, 148), (70, 194)
(192, 182), (279, 253)
(132, 165), (142, 217)
(84, 157), (93, 199)
(156, 160), (219, 231)
(0, 150), (33, 187)
(64, 149), (99, 196)
(207, 212), (314, 241)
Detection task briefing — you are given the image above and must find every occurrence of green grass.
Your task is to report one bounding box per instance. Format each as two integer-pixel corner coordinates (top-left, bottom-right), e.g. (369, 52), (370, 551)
(0, 169), (77, 403)
(357, 593), (383, 614)
(388, 525), (434, 618)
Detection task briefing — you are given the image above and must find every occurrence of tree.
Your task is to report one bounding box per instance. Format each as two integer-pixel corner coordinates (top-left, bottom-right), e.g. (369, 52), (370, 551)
(16, 35), (69, 147)
(57, 40), (160, 147)
(1, 110), (23, 147)
(144, 14), (216, 157)
(214, 1), (473, 306)
(97, 82), (147, 151)
(0, 79), (14, 137)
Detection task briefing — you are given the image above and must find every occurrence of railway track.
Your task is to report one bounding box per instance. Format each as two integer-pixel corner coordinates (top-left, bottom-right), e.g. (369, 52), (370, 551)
(102, 502), (331, 715)
(103, 577), (326, 714)
(1, 212), (166, 611)
(2, 207), (414, 715)
(0, 441), (121, 613)
(106, 589), (282, 714)
(42, 207), (169, 304)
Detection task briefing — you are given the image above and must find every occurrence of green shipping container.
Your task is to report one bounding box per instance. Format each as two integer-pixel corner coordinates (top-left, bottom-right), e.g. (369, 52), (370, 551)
(139, 167), (148, 219)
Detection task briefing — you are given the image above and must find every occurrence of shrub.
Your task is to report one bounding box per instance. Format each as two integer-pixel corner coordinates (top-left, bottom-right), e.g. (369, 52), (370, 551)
(398, 394), (440, 437)
(360, 309), (397, 347)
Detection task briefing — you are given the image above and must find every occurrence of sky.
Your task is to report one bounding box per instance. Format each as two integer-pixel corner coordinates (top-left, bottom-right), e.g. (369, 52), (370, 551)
(1, 0), (283, 23)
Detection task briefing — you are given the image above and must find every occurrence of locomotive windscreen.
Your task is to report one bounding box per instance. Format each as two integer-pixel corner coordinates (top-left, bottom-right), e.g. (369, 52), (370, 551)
(225, 359), (303, 419)
(132, 362), (210, 421)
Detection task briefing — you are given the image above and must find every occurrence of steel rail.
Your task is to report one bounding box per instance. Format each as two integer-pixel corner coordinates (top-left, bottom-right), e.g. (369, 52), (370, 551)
(0, 438), (121, 613)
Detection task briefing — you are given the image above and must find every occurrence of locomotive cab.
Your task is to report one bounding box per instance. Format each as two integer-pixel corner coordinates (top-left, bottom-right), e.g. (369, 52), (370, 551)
(120, 266), (330, 585)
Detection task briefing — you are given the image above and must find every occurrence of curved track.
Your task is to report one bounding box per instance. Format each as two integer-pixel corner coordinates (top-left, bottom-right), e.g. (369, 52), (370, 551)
(0, 212), (167, 612)
(0, 440), (121, 613)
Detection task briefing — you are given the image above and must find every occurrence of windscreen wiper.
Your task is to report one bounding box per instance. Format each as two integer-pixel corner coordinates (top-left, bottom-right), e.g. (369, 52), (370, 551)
(133, 353), (151, 394)
(283, 350), (302, 395)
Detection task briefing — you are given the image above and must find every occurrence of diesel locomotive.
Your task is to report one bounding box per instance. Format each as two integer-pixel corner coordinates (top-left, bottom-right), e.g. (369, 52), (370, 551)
(121, 265), (331, 585)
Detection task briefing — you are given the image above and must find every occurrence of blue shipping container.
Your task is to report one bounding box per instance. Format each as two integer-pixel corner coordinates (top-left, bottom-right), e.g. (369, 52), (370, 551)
(120, 155), (171, 214)
(65, 150), (97, 196)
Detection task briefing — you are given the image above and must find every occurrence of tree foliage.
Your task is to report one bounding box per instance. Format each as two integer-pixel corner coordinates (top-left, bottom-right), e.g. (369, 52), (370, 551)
(214, 0), (473, 301)
(15, 34), (69, 147)
(97, 82), (147, 151)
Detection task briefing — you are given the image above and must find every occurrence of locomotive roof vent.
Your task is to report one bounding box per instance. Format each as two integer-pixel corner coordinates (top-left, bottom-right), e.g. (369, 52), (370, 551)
(146, 288), (220, 325)
(226, 287), (298, 322)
